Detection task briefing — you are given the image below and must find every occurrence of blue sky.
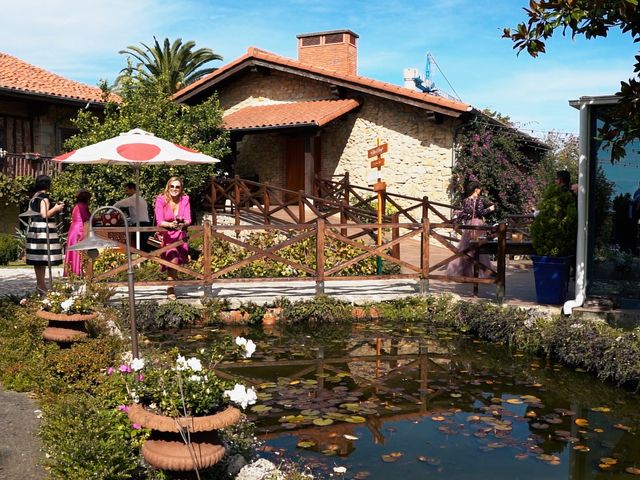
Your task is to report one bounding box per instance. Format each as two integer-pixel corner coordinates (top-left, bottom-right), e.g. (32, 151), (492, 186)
(3, 0), (636, 137)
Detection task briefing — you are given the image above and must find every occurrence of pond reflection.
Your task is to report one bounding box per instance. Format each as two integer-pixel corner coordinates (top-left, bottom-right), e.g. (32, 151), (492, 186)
(147, 321), (640, 479)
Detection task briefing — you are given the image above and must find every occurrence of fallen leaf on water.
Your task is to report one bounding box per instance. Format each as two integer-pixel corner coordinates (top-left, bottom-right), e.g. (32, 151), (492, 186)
(381, 454), (398, 463)
(431, 416), (446, 422)
(600, 457), (617, 465)
(506, 398), (523, 405)
(573, 445), (590, 452)
(614, 423), (632, 432)
(575, 418), (589, 427)
(593, 428), (604, 433)
(333, 466), (347, 474)
(591, 406), (611, 413)
(626, 467), (640, 475)
(343, 434), (359, 440)
(297, 440), (316, 448)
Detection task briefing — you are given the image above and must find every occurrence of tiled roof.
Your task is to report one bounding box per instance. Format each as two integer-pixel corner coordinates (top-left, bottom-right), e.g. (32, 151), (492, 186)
(223, 99), (360, 131)
(0, 52), (111, 104)
(173, 48), (471, 116)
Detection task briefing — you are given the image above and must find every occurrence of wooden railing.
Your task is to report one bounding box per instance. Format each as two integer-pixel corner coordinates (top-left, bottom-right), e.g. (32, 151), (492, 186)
(0, 153), (62, 178)
(86, 217), (516, 303)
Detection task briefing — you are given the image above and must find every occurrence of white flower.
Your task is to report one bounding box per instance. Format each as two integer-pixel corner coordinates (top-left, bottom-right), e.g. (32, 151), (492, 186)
(19, 298), (27, 306)
(333, 466), (347, 474)
(130, 358), (145, 372)
(130, 389), (139, 403)
(186, 357), (203, 372)
(60, 298), (74, 312)
(189, 374), (202, 382)
(244, 339), (256, 358)
(224, 383), (257, 409)
(235, 336), (247, 347)
(42, 299), (51, 307)
(176, 355), (188, 371)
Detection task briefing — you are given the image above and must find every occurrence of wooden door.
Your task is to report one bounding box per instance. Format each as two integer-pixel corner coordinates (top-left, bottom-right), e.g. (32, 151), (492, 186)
(285, 136), (305, 196)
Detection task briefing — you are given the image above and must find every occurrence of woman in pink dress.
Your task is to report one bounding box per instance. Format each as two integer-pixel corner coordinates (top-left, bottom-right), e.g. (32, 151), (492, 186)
(155, 176), (191, 299)
(446, 182), (495, 278)
(64, 189), (91, 276)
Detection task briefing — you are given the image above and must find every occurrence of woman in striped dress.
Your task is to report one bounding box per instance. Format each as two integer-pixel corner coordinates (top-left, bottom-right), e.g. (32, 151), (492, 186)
(25, 175), (65, 294)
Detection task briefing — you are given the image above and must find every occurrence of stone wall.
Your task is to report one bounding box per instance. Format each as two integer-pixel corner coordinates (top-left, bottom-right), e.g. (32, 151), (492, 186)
(218, 70), (456, 207)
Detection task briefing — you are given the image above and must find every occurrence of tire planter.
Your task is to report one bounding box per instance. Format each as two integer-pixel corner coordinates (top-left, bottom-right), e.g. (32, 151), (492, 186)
(531, 255), (570, 305)
(128, 403), (241, 471)
(37, 310), (96, 344)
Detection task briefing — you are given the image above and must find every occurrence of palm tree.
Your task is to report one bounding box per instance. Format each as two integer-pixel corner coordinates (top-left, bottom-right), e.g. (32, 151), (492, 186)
(117, 37), (223, 94)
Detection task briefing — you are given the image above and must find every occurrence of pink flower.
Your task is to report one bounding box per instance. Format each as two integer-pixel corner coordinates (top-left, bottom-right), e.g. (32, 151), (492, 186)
(136, 374), (144, 382)
(132, 423), (142, 430)
(119, 364), (132, 373)
(19, 298), (27, 306)
(107, 367), (115, 375)
(117, 405), (129, 412)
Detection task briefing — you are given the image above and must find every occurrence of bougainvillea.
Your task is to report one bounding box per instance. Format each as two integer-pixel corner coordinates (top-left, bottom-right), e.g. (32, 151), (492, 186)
(451, 121), (545, 219)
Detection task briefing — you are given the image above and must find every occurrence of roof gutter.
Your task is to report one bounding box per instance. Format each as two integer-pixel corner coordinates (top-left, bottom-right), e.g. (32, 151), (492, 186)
(0, 86), (108, 108)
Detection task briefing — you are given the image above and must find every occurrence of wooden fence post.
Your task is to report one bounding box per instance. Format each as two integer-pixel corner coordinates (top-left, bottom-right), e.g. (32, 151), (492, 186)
(210, 177), (217, 224)
(496, 222), (507, 304)
(392, 212), (400, 259)
(203, 220), (212, 298)
(316, 217), (325, 296)
(263, 182), (270, 225)
(420, 217), (430, 295)
(344, 171), (350, 205)
(422, 196), (429, 221)
(340, 200), (348, 237)
(298, 190), (306, 223)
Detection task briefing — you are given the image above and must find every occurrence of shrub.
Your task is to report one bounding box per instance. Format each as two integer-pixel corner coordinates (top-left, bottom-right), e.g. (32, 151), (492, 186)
(39, 394), (146, 480)
(531, 183), (578, 256)
(154, 300), (200, 329)
(281, 296), (352, 323)
(0, 233), (21, 265)
(200, 297), (231, 326)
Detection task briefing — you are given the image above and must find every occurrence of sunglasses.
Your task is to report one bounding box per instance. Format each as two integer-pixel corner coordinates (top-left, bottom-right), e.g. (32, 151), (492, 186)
(169, 184), (182, 189)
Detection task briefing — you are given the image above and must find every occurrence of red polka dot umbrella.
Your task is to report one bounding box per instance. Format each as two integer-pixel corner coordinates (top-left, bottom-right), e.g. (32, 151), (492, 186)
(53, 128), (219, 165)
(53, 128), (219, 246)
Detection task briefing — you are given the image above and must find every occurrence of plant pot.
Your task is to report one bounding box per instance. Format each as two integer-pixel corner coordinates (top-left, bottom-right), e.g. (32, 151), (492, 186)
(128, 404), (241, 471)
(352, 307), (366, 319)
(531, 255), (570, 305)
(37, 310), (96, 343)
(36, 310), (97, 322)
(262, 312), (277, 326)
(220, 310), (249, 324)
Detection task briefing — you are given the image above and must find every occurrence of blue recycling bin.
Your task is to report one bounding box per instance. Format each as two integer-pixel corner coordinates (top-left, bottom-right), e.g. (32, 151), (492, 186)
(531, 255), (570, 305)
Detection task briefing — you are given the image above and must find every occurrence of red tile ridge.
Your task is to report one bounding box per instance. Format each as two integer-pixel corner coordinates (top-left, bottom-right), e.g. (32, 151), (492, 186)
(174, 47), (471, 114)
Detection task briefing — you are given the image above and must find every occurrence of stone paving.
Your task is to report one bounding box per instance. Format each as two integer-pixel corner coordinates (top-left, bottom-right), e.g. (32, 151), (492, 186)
(0, 261), (567, 316)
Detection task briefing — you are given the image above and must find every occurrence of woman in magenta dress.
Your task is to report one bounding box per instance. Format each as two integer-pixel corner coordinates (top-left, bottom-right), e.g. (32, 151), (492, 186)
(155, 176), (191, 299)
(446, 182), (495, 278)
(64, 189), (91, 276)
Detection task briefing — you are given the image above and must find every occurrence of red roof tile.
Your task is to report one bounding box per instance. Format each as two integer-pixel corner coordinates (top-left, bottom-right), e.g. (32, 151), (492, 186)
(174, 47), (470, 115)
(223, 98), (360, 131)
(0, 52), (111, 104)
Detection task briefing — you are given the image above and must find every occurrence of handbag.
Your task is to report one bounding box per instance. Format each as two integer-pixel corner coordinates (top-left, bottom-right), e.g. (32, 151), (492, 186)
(147, 232), (162, 249)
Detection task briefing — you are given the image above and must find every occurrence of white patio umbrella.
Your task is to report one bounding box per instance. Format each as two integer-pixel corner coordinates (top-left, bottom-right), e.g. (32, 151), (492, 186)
(53, 128), (219, 247)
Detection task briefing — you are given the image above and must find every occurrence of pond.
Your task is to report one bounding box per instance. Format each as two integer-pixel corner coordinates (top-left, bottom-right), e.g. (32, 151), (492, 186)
(147, 320), (640, 479)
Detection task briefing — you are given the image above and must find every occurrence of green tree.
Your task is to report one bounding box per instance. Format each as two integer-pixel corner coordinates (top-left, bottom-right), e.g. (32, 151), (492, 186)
(53, 75), (229, 218)
(503, 0), (640, 161)
(117, 37), (222, 95)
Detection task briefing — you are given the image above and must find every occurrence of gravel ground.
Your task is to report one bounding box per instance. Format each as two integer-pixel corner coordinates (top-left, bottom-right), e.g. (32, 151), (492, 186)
(0, 389), (46, 480)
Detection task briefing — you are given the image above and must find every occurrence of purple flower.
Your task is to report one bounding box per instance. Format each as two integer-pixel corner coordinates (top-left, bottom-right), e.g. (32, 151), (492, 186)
(117, 405), (129, 412)
(107, 367), (115, 375)
(132, 423), (142, 430)
(136, 374), (144, 382)
(119, 364), (132, 373)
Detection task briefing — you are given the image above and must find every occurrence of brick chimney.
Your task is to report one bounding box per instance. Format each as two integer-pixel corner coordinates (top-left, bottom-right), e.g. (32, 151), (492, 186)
(297, 30), (359, 75)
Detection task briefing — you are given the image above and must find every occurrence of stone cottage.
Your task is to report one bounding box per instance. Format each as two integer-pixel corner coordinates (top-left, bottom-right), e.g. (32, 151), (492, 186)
(0, 52), (109, 157)
(174, 29), (537, 206)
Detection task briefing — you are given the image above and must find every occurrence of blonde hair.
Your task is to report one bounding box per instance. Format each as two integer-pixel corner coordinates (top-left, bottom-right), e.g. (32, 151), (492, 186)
(163, 176), (184, 202)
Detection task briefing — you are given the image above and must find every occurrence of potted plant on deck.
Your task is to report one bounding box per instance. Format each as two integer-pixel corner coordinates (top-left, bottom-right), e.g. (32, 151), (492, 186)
(530, 183), (578, 305)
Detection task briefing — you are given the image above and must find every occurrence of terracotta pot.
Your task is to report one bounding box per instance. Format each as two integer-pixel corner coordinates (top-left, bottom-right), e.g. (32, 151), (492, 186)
(262, 312), (277, 326)
(127, 403), (241, 433)
(42, 326), (88, 342)
(36, 309), (97, 322)
(368, 307), (379, 319)
(352, 307), (365, 319)
(220, 310), (249, 324)
(128, 404), (242, 472)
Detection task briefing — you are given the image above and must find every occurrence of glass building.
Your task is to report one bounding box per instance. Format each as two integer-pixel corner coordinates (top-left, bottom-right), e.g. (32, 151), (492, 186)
(565, 96), (640, 312)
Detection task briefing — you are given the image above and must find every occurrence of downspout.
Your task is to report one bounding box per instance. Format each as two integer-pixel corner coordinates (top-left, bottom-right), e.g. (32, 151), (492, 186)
(563, 100), (589, 315)
(450, 120), (464, 206)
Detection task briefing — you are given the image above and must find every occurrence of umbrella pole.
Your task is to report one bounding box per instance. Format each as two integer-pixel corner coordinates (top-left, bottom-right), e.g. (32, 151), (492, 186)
(135, 166), (141, 250)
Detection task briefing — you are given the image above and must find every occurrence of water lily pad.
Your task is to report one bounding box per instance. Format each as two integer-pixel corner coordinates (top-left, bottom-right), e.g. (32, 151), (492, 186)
(251, 405), (272, 413)
(345, 415), (366, 423)
(591, 406), (611, 413)
(300, 409), (321, 416)
(626, 467), (640, 475)
(297, 440), (316, 448)
(313, 418), (334, 426)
